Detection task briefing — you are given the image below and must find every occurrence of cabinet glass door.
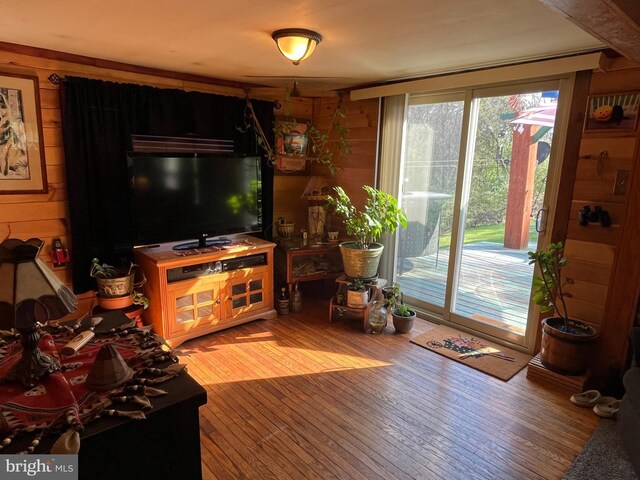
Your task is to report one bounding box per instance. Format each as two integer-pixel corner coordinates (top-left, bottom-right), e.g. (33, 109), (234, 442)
(169, 282), (221, 335)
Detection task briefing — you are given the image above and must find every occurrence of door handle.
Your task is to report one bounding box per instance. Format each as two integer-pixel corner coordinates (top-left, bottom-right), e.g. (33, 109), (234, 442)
(535, 207), (548, 234)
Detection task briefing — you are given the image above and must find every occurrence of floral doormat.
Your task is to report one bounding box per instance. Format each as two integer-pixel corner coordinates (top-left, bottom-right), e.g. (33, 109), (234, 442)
(410, 325), (532, 381)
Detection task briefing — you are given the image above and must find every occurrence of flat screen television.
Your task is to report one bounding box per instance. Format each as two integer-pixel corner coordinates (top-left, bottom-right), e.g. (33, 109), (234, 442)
(128, 153), (262, 250)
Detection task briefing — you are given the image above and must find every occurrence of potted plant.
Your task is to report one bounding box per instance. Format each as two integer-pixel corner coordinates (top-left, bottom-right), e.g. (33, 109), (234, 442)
(240, 99), (350, 175)
(528, 242), (598, 375)
(382, 282), (403, 310)
(327, 185), (407, 279)
(347, 278), (369, 308)
(90, 258), (145, 309)
(392, 303), (416, 334)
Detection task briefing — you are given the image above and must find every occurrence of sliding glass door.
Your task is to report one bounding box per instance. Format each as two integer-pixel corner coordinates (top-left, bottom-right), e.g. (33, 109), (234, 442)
(393, 80), (567, 348)
(396, 93), (464, 309)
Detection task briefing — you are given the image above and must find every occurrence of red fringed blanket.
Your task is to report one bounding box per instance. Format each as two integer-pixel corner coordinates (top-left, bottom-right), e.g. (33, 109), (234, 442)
(0, 327), (183, 453)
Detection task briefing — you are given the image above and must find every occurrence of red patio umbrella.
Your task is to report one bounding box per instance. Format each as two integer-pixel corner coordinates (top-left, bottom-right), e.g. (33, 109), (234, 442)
(510, 103), (557, 128)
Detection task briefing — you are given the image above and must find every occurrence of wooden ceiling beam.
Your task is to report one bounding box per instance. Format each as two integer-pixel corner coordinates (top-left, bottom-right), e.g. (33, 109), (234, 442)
(538, 0), (640, 64)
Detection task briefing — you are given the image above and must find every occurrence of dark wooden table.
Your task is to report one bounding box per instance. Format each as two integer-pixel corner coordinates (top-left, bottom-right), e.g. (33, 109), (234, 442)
(76, 369), (207, 480)
(4, 310), (207, 480)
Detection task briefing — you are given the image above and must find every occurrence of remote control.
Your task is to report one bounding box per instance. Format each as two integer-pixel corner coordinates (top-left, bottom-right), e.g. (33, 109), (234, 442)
(61, 331), (95, 356)
(207, 239), (232, 246)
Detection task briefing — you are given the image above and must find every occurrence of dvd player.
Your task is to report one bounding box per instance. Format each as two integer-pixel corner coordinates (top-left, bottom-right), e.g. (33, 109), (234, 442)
(167, 253), (267, 283)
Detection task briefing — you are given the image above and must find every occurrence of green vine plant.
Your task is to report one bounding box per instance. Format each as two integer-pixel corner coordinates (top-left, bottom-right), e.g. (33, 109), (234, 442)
(239, 98), (351, 175)
(527, 242), (573, 332)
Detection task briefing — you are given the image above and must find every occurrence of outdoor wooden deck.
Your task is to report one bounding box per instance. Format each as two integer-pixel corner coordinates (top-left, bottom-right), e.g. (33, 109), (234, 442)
(397, 241), (534, 334)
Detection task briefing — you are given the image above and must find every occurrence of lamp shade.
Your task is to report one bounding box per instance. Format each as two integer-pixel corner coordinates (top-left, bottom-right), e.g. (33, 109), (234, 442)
(272, 29), (322, 65)
(0, 238), (77, 330)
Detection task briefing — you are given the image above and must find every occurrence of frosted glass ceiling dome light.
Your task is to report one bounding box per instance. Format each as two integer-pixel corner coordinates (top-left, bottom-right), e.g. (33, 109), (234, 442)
(272, 28), (322, 65)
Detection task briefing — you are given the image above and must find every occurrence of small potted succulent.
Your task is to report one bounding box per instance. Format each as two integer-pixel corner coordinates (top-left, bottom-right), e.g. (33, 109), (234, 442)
(347, 278), (369, 308)
(391, 303), (416, 333)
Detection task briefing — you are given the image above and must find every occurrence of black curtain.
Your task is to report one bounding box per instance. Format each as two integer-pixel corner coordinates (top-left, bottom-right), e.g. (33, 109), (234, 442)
(61, 76), (274, 293)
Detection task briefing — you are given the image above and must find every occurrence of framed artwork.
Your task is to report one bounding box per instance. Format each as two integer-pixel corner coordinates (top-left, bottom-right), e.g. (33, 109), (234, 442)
(584, 92), (640, 134)
(0, 70), (48, 194)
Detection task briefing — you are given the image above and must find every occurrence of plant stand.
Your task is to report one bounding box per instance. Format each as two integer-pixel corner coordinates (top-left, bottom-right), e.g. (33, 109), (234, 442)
(329, 276), (387, 331)
(526, 354), (589, 393)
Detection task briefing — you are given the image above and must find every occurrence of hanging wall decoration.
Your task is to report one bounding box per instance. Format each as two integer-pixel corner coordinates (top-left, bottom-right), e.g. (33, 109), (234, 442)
(584, 91), (640, 135)
(0, 70), (48, 194)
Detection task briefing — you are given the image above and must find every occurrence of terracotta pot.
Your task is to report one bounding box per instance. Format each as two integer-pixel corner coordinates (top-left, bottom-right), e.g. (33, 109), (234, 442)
(96, 294), (133, 310)
(540, 317), (598, 375)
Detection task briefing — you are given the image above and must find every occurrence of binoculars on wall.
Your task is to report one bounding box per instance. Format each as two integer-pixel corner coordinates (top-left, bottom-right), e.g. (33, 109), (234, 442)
(578, 205), (611, 227)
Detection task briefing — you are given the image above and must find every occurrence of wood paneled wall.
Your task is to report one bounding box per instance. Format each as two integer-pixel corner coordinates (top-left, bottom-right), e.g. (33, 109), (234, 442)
(0, 46), (272, 317)
(313, 96), (378, 208)
(271, 96), (378, 238)
(0, 45), (377, 319)
(560, 61), (640, 386)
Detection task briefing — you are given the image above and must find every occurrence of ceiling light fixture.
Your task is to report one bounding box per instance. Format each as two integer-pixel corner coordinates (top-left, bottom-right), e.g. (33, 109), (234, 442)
(272, 28), (322, 65)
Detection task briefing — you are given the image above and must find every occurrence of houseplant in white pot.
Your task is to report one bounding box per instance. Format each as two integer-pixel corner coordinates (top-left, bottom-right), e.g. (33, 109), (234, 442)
(528, 242), (598, 375)
(347, 278), (369, 308)
(327, 185), (407, 279)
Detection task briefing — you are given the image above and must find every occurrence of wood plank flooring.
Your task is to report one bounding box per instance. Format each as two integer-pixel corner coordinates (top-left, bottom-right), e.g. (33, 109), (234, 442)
(177, 293), (599, 480)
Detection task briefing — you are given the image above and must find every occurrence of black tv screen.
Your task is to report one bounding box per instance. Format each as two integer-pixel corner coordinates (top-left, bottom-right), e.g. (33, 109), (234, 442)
(128, 153), (262, 249)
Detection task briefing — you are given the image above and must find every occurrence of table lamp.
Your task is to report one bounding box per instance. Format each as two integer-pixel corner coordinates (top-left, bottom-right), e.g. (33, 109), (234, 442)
(0, 238), (78, 388)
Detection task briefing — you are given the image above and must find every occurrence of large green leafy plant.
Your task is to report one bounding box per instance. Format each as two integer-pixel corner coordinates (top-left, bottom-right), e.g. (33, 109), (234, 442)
(327, 186), (407, 250)
(527, 242), (572, 331)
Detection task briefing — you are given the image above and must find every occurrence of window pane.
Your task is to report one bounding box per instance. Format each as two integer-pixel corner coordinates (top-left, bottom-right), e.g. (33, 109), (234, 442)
(452, 92), (554, 336)
(396, 98), (463, 307)
(175, 294), (193, 309)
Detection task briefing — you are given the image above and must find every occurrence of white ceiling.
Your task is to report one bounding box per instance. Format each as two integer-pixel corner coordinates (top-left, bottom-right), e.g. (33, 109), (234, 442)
(0, 0), (604, 90)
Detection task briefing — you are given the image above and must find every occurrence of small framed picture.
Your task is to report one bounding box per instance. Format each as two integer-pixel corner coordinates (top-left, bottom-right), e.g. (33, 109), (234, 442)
(584, 92), (640, 134)
(0, 70), (48, 194)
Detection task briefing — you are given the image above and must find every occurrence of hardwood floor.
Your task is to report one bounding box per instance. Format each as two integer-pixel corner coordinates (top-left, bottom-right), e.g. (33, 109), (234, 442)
(177, 292), (599, 480)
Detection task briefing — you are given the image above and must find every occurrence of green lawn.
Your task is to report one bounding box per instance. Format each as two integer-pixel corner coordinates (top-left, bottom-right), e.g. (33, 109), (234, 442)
(439, 222), (537, 249)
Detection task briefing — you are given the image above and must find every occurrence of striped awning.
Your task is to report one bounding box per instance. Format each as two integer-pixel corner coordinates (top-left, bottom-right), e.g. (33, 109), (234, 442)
(510, 104), (557, 128)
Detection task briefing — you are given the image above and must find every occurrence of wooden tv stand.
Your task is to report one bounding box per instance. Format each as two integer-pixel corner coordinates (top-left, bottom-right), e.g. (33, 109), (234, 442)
(134, 235), (277, 347)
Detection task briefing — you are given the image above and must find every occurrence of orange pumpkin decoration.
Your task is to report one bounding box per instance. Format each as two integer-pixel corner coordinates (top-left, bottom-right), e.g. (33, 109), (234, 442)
(593, 105), (613, 122)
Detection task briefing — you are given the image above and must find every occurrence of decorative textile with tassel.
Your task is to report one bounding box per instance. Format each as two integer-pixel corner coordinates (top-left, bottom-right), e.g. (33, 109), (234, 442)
(0, 325), (185, 454)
